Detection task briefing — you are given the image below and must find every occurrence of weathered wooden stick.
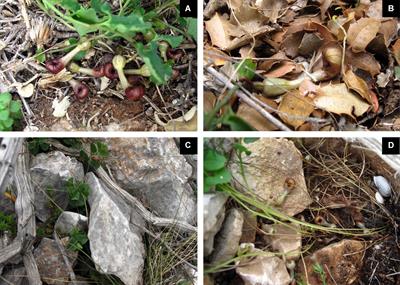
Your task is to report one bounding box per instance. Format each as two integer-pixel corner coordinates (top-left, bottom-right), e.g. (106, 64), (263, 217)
(206, 66), (291, 131)
(0, 138), (23, 194)
(14, 143), (41, 285)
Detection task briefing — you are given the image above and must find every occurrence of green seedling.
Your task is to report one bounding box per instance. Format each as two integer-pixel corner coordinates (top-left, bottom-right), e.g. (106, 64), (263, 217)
(0, 211), (16, 234)
(0, 92), (22, 131)
(80, 141), (110, 170)
(68, 227), (88, 251)
(66, 178), (90, 208)
(204, 148), (232, 193)
(313, 263), (327, 285)
(28, 138), (50, 155)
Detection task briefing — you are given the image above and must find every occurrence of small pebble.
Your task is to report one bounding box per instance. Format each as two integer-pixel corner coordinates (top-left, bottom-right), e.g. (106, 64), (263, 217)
(373, 175), (392, 197)
(375, 191), (385, 204)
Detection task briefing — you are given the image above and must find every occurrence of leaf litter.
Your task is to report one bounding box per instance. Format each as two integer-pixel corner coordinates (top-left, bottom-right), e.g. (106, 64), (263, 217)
(204, 0), (400, 131)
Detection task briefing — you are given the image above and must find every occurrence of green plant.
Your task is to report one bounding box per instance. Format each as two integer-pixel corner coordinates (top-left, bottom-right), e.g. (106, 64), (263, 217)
(66, 178), (91, 208)
(204, 139), (254, 192)
(204, 87), (255, 131)
(204, 148), (231, 193)
(68, 227), (88, 251)
(34, 0), (191, 85)
(0, 92), (22, 131)
(0, 211), (16, 234)
(234, 59), (256, 80)
(28, 138), (50, 155)
(297, 279), (307, 285)
(79, 141), (109, 170)
(313, 263), (327, 285)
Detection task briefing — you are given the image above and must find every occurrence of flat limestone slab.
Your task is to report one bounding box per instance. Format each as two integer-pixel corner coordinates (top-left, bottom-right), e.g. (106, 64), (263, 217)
(230, 138), (312, 216)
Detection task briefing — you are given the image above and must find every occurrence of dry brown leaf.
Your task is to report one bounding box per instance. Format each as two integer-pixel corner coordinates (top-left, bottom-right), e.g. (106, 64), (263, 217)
(282, 20), (335, 57)
(204, 46), (230, 66)
(228, 1), (268, 36)
(255, 0), (288, 23)
(204, 91), (217, 113)
(345, 50), (381, 76)
(239, 46), (256, 58)
(392, 39), (400, 65)
(264, 61), (297, 78)
(343, 69), (373, 104)
(281, 32), (304, 58)
(205, 13), (234, 50)
(298, 33), (324, 56)
(366, 0), (384, 19)
(299, 79), (318, 96)
(379, 19), (397, 47)
(327, 13), (354, 41)
(347, 18), (381, 52)
(278, 91), (314, 128)
(204, 0), (228, 18)
(314, 83), (370, 117)
(237, 96), (279, 131)
(259, 52), (289, 71)
(320, 0), (333, 20)
(159, 107), (197, 131)
(285, 20), (335, 41)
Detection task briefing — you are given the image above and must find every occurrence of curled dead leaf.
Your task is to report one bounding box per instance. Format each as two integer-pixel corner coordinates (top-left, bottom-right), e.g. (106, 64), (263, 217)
(327, 13), (355, 41)
(314, 83), (370, 118)
(347, 18), (381, 53)
(255, 0), (288, 24)
(278, 91), (314, 128)
(282, 20), (335, 57)
(237, 96), (279, 131)
(392, 39), (400, 65)
(379, 19), (397, 47)
(204, 46), (230, 66)
(264, 61), (297, 78)
(343, 69), (373, 104)
(205, 13), (234, 50)
(155, 106), (197, 131)
(345, 50), (381, 76)
(204, 91), (217, 113)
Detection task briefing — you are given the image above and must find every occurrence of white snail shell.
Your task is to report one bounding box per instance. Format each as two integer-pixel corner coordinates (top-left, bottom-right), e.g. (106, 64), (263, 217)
(373, 176), (392, 198)
(375, 192), (385, 204)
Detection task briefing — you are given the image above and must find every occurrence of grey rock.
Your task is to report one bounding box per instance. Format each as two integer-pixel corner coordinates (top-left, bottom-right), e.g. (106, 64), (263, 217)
(30, 151), (84, 222)
(211, 208), (244, 263)
(262, 223), (302, 261)
(55, 211), (88, 236)
(34, 237), (78, 285)
(204, 193), (228, 257)
(236, 247), (291, 285)
(229, 138), (312, 216)
(0, 265), (28, 285)
(104, 138), (196, 224)
(85, 172), (145, 285)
